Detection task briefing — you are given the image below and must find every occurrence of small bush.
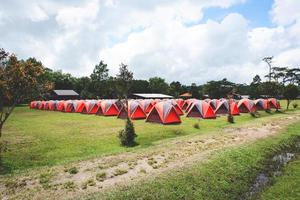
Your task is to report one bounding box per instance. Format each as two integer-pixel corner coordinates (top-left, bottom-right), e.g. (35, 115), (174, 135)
(63, 181), (76, 190)
(81, 178), (96, 189)
(39, 171), (54, 189)
(292, 102), (298, 109)
(113, 168), (128, 176)
(96, 172), (107, 182)
(227, 115), (234, 123)
(171, 129), (185, 135)
(193, 123), (200, 129)
(68, 167), (78, 174)
(118, 118), (137, 147)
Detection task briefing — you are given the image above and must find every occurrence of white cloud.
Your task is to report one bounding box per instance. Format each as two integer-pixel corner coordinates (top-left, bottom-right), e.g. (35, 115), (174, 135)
(0, 0), (299, 84)
(271, 0), (300, 26)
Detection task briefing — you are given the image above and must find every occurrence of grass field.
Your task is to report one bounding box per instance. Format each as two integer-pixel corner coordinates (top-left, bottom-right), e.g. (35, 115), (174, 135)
(87, 121), (300, 200)
(1, 100), (299, 175)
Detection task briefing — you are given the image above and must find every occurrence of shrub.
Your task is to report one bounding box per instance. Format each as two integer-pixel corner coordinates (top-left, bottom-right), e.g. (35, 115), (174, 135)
(96, 172), (107, 182)
(227, 115), (234, 123)
(292, 102), (298, 109)
(63, 181), (76, 190)
(193, 123), (200, 129)
(118, 118), (137, 147)
(113, 168), (128, 176)
(68, 167), (78, 174)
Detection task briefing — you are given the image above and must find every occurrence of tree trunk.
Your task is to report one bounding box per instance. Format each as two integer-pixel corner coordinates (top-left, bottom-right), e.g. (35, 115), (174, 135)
(286, 99), (290, 110)
(0, 123), (2, 138)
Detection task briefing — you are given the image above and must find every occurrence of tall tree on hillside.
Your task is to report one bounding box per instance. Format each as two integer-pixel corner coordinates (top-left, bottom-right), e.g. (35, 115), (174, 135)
(283, 84), (299, 110)
(169, 81), (182, 98)
(90, 61), (109, 98)
(262, 56), (273, 82)
(148, 77), (169, 94)
(0, 49), (52, 136)
(116, 63), (136, 147)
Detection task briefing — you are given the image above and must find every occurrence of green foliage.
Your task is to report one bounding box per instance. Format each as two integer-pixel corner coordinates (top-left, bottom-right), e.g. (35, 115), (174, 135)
(193, 123), (200, 129)
(227, 115), (234, 123)
(292, 102), (298, 109)
(148, 77), (169, 94)
(67, 166), (78, 174)
(118, 118), (137, 147)
(283, 84), (300, 109)
(113, 168), (128, 176)
(96, 172), (107, 182)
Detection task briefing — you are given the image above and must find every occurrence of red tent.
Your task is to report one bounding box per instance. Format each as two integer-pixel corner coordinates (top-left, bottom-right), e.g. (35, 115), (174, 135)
(237, 99), (256, 113)
(56, 100), (65, 111)
(175, 99), (185, 109)
(74, 100), (86, 113)
(118, 100), (146, 119)
(30, 101), (37, 109)
(83, 100), (99, 114)
(146, 102), (181, 124)
(209, 99), (220, 110)
(97, 100), (119, 116)
(48, 100), (57, 111)
(184, 98), (197, 111)
(167, 100), (184, 115)
(63, 100), (75, 112)
(268, 98), (280, 109)
(254, 99), (270, 110)
(230, 101), (240, 115)
(186, 100), (216, 119)
(139, 99), (154, 113)
(38, 101), (46, 110)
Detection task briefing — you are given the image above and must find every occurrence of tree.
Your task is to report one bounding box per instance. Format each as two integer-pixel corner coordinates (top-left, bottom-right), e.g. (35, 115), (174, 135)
(0, 49), (52, 136)
(203, 79), (236, 99)
(262, 56), (273, 82)
(283, 84), (299, 110)
(90, 61), (109, 82)
(249, 75), (262, 98)
(169, 81), (182, 97)
(116, 63), (136, 146)
(148, 77), (169, 94)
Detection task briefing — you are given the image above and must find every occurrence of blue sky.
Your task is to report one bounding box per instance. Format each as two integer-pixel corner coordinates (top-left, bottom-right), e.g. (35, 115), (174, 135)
(0, 0), (299, 84)
(203, 0), (274, 27)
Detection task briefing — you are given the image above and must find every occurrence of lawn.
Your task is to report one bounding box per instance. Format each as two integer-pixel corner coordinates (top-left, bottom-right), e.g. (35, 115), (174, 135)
(1, 100), (299, 175)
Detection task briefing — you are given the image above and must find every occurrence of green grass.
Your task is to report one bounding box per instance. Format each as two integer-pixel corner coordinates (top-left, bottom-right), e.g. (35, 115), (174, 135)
(1, 101), (299, 175)
(260, 155), (300, 200)
(85, 121), (300, 200)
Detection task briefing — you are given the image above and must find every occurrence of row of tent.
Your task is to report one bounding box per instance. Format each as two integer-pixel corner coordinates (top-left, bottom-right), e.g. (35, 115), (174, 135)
(30, 98), (280, 125)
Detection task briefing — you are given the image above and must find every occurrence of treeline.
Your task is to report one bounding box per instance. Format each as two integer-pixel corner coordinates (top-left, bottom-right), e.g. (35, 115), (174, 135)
(43, 60), (300, 100)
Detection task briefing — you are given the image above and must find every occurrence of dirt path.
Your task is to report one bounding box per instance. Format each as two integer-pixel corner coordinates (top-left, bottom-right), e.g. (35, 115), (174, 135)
(1, 113), (300, 200)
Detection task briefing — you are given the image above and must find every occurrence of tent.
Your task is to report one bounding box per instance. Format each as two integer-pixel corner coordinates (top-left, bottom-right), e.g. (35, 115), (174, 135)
(30, 101), (37, 109)
(214, 100), (240, 115)
(118, 100), (147, 119)
(48, 100), (57, 111)
(167, 100), (184, 115)
(97, 100), (119, 116)
(82, 100), (99, 114)
(268, 98), (280, 110)
(74, 100), (86, 113)
(139, 99), (154, 113)
(44, 101), (50, 110)
(146, 101), (181, 124)
(38, 101), (46, 110)
(56, 100), (65, 111)
(186, 100), (216, 119)
(209, 99), (220, 110)
(175, 99), (185, 109)
(254, 99), (270, 110)
(237, 99), (256, 113)
(64, 100), (76, 112)
(184, 99), (197, 111)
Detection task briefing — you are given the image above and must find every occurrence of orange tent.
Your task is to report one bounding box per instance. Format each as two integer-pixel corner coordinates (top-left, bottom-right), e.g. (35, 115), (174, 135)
(139, 99), (154, 113)
(268, 98), (280, 110)
(146, 102), (181, 124)
(64, 100), (75, 112)
(175, 99), (185, 109)
(167, 100), (184, 115)
(48, 100), (57, 111)
(237, 99), (256, 113)
(186, 100), (216, 119)
(118, 100), (146, 119)
(97, 100), (119, 116)
(74, 100), (86, 113)
(254, 99), (270, 110)
(56, 100), (65, 111)
(209, 99), (220, 110)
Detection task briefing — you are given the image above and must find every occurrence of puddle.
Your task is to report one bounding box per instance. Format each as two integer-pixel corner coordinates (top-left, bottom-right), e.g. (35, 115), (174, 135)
(244, 141), (300, 199)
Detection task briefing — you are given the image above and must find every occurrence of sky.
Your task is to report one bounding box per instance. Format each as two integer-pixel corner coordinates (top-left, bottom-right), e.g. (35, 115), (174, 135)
(0, 0), (300, 84)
